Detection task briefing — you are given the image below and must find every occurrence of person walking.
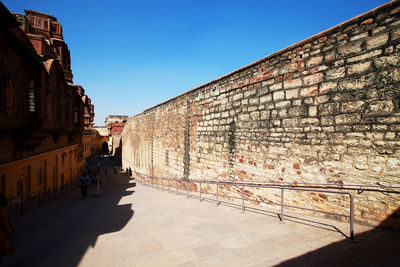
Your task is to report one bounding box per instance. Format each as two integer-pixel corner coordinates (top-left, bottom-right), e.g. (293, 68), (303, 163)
(79, 172), (90, 198)
(91, 172), (99, 197)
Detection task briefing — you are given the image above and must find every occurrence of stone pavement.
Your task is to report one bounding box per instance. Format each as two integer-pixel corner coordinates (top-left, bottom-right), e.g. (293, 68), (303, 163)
(3, 161), (400, 267)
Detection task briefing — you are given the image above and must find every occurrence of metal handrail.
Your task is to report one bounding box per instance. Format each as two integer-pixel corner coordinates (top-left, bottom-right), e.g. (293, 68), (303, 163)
(135, 171), (355, 241)
(6, 179), (78, 216)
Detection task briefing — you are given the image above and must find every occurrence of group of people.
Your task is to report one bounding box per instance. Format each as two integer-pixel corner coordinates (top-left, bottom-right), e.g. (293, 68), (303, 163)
(79, 163), (103, 198)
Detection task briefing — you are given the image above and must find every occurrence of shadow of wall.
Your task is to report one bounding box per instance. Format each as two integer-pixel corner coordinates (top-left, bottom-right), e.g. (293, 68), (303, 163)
(4, 159), (134, 267)
(277, 208), (400, 266)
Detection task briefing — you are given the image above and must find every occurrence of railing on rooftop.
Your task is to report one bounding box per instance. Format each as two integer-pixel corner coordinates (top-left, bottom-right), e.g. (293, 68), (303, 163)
(134, 172), (355, 241)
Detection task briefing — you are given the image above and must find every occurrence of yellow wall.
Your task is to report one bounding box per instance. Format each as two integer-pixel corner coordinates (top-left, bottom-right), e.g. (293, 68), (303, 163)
(0, 132), (107, 202)
(0, 143), (84, 201)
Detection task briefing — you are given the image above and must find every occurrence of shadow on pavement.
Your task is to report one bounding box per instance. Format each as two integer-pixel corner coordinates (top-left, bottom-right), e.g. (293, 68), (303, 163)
(277, 208), (400, 266)
(3, 158), (134, 267)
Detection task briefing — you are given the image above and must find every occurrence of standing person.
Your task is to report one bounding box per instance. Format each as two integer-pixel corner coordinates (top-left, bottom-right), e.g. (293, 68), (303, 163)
(0, 194), (13, 262)
(79, 172), (90, 198)
(91, 172), (99, 197)
(96, 162), (101, 175)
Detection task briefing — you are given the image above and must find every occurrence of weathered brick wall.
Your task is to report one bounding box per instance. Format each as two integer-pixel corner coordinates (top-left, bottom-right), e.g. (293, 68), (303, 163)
(122, 1), (400, 229)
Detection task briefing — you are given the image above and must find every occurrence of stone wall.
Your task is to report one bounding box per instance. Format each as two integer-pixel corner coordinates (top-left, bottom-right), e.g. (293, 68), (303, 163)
(122, 1), (400, 229)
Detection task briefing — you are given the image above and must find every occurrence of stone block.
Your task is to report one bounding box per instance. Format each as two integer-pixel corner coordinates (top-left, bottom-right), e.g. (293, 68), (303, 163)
(284, 78), (302, 89)
(300, 85), (318, 97)
(365, 100), (395, 116)
(324, 50), (336, 62)
(249, 97), (259, 105)
(286, 89), (299, 99)
(283, 118), (298, 127)
(232, 93), (243, 101)
(244, 89), (257, 98)
(301, 118), (320, 125)
(271, 120), (281, 127)
(320, 82), (337, 94)
(288, 106), (307, 117)
(321, 116), (334, 126)
(306, 54), (324, 68)
(250, 111), (260, 120)
(273, 90), (285, 101)
(269, 82), (282, 91)
(238, 113), (250, 121)
(275, 101), (291, 108)
(308, 106), (318, 117)
(341, 101), (365, 113)
(347, 61), (371, 75)
(391, 27), (400, 41)
(339, 73), (375, 91)
(303, 73), (324, 85)
(260, 94), (272, 104)
(261, 110), (270, 120)
(374, 55), (400, 69)
(335, 113), (361, 124)
(337, 39), (363, 56)
(366, 32), (389, 49)
(347, 49), (382, 63)
(326, 67), (345, 80)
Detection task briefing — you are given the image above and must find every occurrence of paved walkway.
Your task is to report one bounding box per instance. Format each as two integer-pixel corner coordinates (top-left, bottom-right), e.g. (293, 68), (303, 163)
(3, 160), (400, 266)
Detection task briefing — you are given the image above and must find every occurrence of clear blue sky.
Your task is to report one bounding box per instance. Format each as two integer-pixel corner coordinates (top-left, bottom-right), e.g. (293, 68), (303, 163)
(4, 0), (389, 126)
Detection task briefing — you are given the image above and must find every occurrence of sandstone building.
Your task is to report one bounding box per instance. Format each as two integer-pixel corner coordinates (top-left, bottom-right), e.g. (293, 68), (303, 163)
(105, 115), (128, 157)
(122, 1), (400, 229)
(0, 3), (100, 201)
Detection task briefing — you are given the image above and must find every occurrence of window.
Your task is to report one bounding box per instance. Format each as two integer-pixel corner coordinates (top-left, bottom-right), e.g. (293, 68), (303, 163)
(17, 180), (23, 196)
(37, 19), (41, 27)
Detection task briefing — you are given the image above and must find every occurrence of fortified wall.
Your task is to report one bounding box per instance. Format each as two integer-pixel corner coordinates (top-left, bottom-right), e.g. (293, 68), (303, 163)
(122, 1), (400, 229)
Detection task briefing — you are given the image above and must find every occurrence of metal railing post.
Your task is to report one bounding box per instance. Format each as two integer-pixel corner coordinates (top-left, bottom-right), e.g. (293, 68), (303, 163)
(132, 171), (358, 242)
(350, 193), (354, 241)
(216, 182), (219, 206)
(186, 180), (189, 198)
(20, 195), (23, 216)
(280, 188), (284, 223)
(242, 185), (245, 213)
(199, 181), (202, 202)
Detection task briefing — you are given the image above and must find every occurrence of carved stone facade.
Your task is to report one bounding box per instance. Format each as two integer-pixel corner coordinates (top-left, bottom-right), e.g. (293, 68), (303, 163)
(0, 3), (99, 200)
(105, 115), (128, 157)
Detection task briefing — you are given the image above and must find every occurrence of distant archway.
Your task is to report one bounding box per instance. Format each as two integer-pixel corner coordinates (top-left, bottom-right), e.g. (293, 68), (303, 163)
(102, 141), (109, 154)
